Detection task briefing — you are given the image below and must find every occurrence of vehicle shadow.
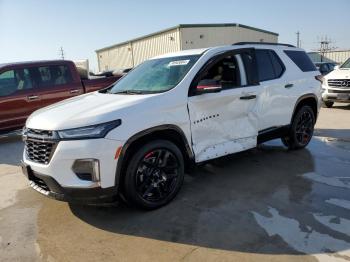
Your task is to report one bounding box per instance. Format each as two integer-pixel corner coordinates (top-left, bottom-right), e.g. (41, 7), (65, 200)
(69, 140), (324, 255)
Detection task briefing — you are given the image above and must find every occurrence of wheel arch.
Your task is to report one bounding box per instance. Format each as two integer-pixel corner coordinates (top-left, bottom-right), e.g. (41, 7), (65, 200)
(291, 93), (318, 124)
(114, 125), (194, 190)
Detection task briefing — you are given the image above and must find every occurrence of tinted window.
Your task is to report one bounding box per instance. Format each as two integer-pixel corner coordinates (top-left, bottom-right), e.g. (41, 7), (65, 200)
(284, 50), (317, 72)
(34, 65), (73, 88)
(0, 69), (33, 97)
(269, 51), (284, 77)
(256, 50), (275, 81)
(198, 54), (240, 89)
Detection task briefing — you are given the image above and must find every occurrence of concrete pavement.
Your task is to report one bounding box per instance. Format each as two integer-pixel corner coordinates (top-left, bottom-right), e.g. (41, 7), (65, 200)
(1, 104), (350, 262)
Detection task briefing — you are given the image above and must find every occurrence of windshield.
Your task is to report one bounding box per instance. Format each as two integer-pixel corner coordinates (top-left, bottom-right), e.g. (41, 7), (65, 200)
(106, 55), (200, 94)
(341, 58), (350, 69)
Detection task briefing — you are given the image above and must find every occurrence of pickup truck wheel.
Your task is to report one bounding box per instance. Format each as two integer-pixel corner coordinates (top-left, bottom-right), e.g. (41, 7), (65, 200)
(323, 101), (334, 108)
(123, 140), (184, 210)
(282, 105), (315, 150)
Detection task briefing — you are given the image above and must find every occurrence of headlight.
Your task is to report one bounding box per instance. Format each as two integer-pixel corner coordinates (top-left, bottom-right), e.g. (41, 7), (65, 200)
(57, 119), (121, 140)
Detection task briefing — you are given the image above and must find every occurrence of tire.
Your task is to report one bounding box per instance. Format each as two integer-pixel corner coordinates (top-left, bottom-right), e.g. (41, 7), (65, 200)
(281, 105), (315, 150)
(323, 101), (334, 108)
(123, 140), (184, 210)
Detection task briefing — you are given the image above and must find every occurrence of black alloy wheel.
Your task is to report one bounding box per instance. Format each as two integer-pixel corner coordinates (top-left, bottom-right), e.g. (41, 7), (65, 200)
(294, 110), (314, 146)
(323, 101), (334, 108)
(136, 149), (180, 203)
(123, 140), (184, 209)
(282, 105), (315, 150)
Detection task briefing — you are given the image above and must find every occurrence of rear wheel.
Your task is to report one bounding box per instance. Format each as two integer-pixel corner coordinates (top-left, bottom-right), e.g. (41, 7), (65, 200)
(123, 140), (184, 209)
(281, 105), (315, 150)
(323, 101), (334, 108)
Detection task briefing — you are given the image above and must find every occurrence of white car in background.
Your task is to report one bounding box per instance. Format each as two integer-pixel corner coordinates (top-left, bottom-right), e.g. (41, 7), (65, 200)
(321, 58), (350, 108)
(21, 42), (321, 209)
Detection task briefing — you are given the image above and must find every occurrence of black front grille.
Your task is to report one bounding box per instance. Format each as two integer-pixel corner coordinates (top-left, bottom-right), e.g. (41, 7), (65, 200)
(328, 79), (350, 88)
(328, 89), (350, 94)
(27, 129), (53, 137)
(24, 128), (58, 164)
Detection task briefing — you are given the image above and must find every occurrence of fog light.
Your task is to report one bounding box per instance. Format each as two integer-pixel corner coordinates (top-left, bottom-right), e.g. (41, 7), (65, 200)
(72, 159), (100, 182)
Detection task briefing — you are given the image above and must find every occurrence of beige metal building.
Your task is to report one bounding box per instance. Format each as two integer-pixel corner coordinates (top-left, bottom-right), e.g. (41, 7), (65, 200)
(96, 23), (279, 71)
(308, 50), (350, 64)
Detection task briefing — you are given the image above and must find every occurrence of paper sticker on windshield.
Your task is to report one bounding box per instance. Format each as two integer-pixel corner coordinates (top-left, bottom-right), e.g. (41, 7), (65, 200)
(168, 60), (190, 66)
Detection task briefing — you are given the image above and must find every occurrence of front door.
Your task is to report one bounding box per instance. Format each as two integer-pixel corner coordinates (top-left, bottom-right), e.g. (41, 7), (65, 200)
(187, 49), (261, 162)
(0, 68), (39, 132)
(30, 64), (83, 108)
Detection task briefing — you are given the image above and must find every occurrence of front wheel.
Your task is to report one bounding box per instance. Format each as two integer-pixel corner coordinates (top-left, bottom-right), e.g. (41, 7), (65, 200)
(123, 140), (184, 209)
(281, 105), (315, 150)
(323, 101), (334, 108)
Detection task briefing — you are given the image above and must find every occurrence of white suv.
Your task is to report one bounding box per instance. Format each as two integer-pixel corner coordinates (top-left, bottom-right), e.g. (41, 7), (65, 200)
(321, 58), (350, 108)
(21, 43), (321, 209)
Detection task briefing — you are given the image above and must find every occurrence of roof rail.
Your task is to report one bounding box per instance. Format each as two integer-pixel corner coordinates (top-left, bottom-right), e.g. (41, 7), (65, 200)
(233, 42), (296, 48)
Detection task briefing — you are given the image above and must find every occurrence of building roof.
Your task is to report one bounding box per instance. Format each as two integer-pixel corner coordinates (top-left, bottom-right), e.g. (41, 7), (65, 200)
(95, 23), (279, 53)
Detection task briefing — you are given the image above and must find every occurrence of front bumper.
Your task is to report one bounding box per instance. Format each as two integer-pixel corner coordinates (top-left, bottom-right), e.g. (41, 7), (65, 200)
(22, 138), (124, 203)
(21, 163), (117, 203)
(322, 86), (350, 102)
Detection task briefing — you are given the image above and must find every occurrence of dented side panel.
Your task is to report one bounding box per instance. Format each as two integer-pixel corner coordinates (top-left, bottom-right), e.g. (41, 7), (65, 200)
(188, 86), (261, 162)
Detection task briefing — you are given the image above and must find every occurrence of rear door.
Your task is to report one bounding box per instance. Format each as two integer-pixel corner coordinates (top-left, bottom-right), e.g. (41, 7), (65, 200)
(254, 49), (292, 131)
(31, 63), (84, 108)
(187, 48), (261, 162)
(0, 68), (39, 131)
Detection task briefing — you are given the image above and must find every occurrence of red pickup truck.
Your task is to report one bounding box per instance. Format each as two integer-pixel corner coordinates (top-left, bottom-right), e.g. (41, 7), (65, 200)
(0, 60), (122, 133)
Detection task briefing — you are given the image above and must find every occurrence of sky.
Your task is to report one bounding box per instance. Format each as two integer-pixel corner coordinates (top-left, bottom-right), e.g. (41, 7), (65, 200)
(0, 0), (349, 72)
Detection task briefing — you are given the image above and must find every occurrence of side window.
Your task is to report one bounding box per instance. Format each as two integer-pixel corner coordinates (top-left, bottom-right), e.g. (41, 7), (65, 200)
(198, 55), (240, 89)
(36, 65), (73, 88)
(38, 67), (52, 87)
(51, 65), (73, 85)
(0, 69), (33, 97)
(284, 50), (317, 72)
(255, 50), (275, 81)
(269, 51), (284, 78)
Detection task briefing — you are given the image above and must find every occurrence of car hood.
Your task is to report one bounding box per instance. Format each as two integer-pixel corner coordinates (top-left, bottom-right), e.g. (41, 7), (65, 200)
(325, 68), (350, 80)
(26, 92), (157, 130)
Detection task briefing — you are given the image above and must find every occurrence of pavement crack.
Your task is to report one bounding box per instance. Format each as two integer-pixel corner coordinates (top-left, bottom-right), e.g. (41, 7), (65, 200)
(181, 247), (200, 261)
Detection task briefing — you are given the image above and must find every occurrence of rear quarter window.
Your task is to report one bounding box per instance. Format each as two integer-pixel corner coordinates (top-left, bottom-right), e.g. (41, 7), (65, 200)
(255, 49), (285, 82)
(284, 50), (317, 72)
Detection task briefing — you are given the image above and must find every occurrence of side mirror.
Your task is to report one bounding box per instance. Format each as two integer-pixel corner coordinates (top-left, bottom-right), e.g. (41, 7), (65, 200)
(196, 79), (222, 95)
(334, 65), (339, 70)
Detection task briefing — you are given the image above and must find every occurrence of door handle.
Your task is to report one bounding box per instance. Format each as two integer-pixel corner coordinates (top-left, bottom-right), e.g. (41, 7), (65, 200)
(27, 95), (39, 101)
(240, 95), (256, 100)
(70, 89), (80, 94)
(285, 83), (294, 89)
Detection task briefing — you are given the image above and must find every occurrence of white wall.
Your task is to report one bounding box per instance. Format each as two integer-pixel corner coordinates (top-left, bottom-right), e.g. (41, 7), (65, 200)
(180, 26), (278, 50)
(97, 26), (278, 71)
(97, 28), (180, 71)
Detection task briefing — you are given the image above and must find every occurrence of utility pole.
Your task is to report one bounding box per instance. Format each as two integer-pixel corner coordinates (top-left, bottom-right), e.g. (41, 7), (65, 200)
(317, 36), (336, 62)
(59, 47), (65, 60)
(296, 31), (300, 48)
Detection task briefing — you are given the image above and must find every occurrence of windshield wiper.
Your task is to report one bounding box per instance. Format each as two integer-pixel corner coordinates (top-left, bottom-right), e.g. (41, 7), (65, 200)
(112, 90), (143, 95)
(112, 90), (159, 95)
